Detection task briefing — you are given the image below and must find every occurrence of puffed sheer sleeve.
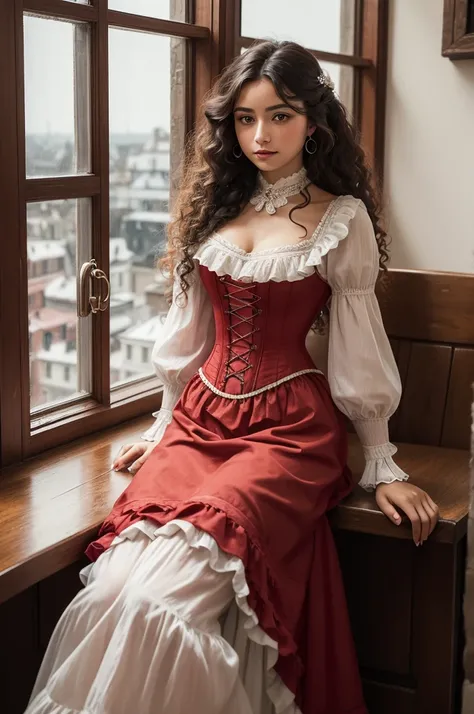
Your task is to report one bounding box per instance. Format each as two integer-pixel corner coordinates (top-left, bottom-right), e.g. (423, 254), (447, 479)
(318, 202), (409, 490)
(141, 266), (215, 443)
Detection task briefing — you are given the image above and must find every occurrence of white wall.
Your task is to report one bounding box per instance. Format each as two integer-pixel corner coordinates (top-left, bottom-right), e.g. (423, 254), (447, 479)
(384, 0), (474, 273)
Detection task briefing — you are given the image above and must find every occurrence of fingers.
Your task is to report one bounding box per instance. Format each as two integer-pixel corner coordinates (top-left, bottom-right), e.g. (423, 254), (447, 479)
(129, 443), (157, 474)
(112, 444), (145, 471)
(412, 497), (439, 544)
(425, 493), (439, 523)
(376, 484), (440, 546)
(113, 444), (131, 463)
(376, 491), (402, 526)
(128, 454), (148, 475)
(403, 500), (438, 546)
(401, 503), (422, 545)
(423, 497), (440, 535)
(413, 502), (432, 544)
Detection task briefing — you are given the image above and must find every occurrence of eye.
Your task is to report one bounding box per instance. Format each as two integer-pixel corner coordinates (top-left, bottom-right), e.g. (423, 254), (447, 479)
(237, 115), (254, 124)
(273, 113), (290, 122)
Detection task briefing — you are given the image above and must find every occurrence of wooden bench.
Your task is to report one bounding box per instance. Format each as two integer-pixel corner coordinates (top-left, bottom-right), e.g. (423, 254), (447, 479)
(331, 268), (474, 714)
(0, 268), (472, 714)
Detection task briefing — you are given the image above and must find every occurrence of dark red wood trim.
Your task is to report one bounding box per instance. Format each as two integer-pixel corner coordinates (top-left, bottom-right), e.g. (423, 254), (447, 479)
(192, 1), (213, 122)
(23, 0), (98, 22)
(239, 35), (372, 67)
(107, 9), (209, 39)
(0, 0), (25, 467)
(25, 176), (101, 202)
(359, 0), (389, 179)
(28, 388), (162, 457)
(91, 0), (110, 407)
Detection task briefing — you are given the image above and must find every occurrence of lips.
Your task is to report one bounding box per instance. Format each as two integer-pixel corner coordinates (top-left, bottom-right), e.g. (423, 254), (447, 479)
(255, 151), (276, 156)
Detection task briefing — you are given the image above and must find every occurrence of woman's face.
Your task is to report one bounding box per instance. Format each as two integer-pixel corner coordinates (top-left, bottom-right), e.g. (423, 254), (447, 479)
(233, 77), (314, 178)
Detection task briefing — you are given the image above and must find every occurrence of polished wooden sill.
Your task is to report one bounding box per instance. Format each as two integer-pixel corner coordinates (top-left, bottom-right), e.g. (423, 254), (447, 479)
(0, 416), (469, 606)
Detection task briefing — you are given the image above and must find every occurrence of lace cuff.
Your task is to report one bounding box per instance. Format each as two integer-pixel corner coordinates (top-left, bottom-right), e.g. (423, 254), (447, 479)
(352, 417), (390, 447)
(358, 442), (409, 491)
(161, 384), (184, 412)
(141, 408), (173, 443)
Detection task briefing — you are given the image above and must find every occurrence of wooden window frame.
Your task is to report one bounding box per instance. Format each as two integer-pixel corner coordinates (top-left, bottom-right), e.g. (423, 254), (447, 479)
(0, 0), (388, 468)
(443, 0), (474, 59)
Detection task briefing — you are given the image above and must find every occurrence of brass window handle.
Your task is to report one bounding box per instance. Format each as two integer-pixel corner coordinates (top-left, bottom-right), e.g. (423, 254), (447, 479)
(78, 259), (110, 317)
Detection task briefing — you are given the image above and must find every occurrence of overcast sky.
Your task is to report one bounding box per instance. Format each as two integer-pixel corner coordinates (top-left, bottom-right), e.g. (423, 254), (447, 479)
(24, 0), (344, 135)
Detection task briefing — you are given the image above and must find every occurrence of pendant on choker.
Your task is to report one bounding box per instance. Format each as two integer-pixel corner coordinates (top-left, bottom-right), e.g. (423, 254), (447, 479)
(249, 166), (311, 215)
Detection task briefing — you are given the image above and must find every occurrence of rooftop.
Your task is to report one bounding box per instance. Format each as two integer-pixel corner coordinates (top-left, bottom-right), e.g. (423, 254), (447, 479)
(27, 241), (66, 262)
(121, 313), (168, 343)
(123, 211), (170, 224)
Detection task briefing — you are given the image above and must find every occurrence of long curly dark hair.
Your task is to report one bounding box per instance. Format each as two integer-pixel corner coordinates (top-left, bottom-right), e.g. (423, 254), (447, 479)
(161, 39), (388, 301)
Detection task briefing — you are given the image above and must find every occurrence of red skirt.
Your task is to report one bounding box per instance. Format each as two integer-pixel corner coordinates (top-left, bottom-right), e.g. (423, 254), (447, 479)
(87, 371), (367, 714)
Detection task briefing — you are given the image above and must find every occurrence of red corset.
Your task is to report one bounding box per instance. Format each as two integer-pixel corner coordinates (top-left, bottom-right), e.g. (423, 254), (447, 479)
(199, 265), (331, 395)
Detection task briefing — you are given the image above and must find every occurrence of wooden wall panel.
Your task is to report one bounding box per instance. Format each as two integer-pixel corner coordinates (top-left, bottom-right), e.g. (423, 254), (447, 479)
(441, 348), (474, 450)
(412, 540), (465, 714)
(377, 270), (474, 345)
(395, 343), (452, 446)
(0, 565), (84, 713)
(0, 587), (39, 714)
(38, 562), (84, 653)
(334, 531), (413, 675)
(362, 680), (416, 714)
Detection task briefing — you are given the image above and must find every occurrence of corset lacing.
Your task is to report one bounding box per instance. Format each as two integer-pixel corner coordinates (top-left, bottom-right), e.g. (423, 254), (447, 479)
(219, 275), (262, 393)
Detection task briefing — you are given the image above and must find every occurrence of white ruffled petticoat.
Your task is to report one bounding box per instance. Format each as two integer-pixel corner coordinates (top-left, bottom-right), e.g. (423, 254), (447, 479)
(25, 519), (301, 714)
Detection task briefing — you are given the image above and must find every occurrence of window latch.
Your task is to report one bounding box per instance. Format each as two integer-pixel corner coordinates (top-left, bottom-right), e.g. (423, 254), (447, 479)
(78, 259), (110, 317)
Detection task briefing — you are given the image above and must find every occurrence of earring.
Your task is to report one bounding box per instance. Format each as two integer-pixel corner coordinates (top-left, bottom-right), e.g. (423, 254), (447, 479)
(305, 136), (317, 155)
(233, 144), (243, 159)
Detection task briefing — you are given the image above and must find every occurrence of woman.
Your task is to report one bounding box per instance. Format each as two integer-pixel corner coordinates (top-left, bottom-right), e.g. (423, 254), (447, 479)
(26, 40), (439, 714)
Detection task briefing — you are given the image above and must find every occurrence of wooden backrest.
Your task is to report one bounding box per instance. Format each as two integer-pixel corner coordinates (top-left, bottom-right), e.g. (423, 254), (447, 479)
(376, 269), (474, 449)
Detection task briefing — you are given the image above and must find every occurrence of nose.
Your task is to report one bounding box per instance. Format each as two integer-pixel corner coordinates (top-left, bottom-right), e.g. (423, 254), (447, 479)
(254, 121), (270, 146)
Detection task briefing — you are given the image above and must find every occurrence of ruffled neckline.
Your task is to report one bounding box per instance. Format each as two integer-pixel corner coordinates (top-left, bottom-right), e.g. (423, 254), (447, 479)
(193, 194), (362, 284)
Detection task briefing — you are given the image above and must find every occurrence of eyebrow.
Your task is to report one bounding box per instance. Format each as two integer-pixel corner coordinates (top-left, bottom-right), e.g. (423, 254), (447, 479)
(233, 103), (293, 113)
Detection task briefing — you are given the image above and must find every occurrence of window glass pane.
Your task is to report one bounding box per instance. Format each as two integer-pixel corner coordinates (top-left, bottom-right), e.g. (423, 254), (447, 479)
(241, 0), (356, 55)
(109, 29), (186, 388)
(108, 0), (188, 21)
(29, 199), (92, 411)
(318, 61), (354, 119)
(24, 15), (91, 177)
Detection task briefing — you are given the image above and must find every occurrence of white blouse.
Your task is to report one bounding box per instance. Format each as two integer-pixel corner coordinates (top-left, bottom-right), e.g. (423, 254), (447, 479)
(141, 195), (408, 491)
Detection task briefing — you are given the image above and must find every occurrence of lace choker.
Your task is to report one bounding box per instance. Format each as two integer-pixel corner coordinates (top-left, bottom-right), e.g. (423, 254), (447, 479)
(249, 166), (311, 215)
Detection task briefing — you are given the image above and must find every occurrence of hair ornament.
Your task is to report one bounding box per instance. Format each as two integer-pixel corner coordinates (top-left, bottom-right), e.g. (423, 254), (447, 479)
(317, 73), (335, 91)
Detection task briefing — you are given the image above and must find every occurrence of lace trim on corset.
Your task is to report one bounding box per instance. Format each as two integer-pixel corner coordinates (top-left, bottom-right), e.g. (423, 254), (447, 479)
(213, 196), (337, 258)
(199, 367), (323, 400)
(192, 195), (362, 284)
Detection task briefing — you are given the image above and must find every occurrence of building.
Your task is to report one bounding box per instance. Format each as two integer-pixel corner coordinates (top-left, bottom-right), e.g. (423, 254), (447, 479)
(115, 314), (168, 383)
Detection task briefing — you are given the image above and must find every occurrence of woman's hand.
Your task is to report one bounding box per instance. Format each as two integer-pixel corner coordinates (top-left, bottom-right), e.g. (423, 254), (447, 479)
(112, 441), (157, 475)
(375, 481), (439, 545)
